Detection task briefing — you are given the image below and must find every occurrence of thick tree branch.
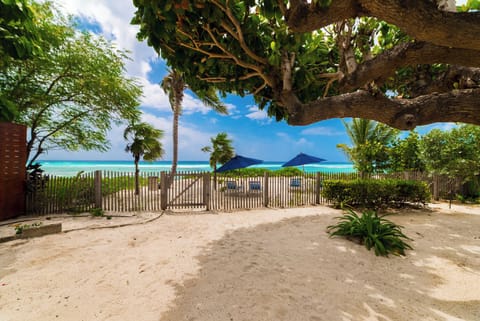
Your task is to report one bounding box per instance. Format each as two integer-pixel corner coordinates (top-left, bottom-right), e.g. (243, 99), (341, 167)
(340, 42), (480, 91)
(177, 24), (273, 87)
(282, 88), (480, 130)
(286, 0), (480, 51)
(214, 0), (268, 65)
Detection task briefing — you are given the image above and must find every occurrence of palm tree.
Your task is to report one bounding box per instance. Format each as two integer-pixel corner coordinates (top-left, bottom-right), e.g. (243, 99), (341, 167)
(124, 122), (164, 195)
(201, 132), (234, 189)
(161, 69), (228, 186)
(337, 118), (398, 177)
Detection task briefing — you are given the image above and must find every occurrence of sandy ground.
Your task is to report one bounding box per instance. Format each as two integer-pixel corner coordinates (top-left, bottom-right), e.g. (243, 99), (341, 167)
(0, 203), (479, 321)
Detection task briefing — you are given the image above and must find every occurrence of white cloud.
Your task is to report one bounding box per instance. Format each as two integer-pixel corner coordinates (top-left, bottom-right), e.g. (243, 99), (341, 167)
(416, 122), (458, 135)
(245, 105), (271, 123)
(275, 132), (313, 149)
(301, 126), (343, 136)
(53, 0), (157, 78)
(141, 113), (216, 160)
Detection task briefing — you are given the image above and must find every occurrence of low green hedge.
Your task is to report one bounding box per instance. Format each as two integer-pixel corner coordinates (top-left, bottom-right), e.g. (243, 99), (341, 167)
(218, 167), (303, 177)
(322, 179), (431, 208)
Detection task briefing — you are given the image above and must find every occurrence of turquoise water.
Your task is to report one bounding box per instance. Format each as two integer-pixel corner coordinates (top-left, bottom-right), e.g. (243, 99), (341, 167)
(37, 160), (355, 177)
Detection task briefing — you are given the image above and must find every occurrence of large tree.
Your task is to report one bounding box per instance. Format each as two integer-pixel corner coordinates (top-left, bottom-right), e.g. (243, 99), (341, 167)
(124, 122), (165, 195)
(1, 0), (42, 121)
(1, 2), (142, 168)
(201, 132), (234, 188)
(161, 69), (227, 186)
(132, 0), (480, 130)
(389, 131), (426, 173)
(420, 125), (480, 182)
(337, 118), (398, 176)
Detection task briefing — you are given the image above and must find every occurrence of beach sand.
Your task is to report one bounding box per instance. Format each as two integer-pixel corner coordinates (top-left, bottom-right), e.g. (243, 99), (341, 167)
(0, 203), (479, 321)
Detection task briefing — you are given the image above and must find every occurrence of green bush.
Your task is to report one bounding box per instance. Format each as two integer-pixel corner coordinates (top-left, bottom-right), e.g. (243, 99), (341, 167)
(322, 179), (430, 208)
(218, 167), (303, 177)
(327, 208), (413, 256)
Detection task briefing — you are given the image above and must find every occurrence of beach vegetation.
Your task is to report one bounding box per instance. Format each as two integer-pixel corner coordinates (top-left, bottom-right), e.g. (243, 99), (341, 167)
(419, 125), (480, 198)
(322, 179), (430, 209)
(202, 132), (234, 189)
(219, 167), (304, 178)
(89, 208), (104, 217)
(14, 222), (42, 235)
(337, 119), (399, 177)
(124, 122), (165, 195)
(161, 69), (227, 187)
(388, 131), (426, 173)
(132, 1), (480, 131)
(0, 0), (43, 121)
(327, 208), (413, 256)
(1, 1), (142, 168)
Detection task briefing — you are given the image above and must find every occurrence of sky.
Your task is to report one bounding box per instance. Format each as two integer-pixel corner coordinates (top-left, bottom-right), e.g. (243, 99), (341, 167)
(42, 0), (459, 163)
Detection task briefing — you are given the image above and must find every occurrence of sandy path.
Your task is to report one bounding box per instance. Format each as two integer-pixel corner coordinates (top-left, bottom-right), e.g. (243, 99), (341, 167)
(1, 204), (479, 321)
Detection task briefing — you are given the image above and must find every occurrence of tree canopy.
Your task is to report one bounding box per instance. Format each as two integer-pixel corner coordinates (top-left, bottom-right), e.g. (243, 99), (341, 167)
(132, 0), (480, 130)
(337, 118), (398, 175)
(420, 125), (480, 182)
(1, 2), (142, 167)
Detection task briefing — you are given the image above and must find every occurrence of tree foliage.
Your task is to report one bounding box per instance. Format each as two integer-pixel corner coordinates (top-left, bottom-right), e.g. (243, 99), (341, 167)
(337, 118), (398, 175)
(1, 0), (43, 121)
(124, 121), (164, 195)
(0, 0), (41, 62)
(419, 125), (480, 182)
(132, 0), (480, 130)
(389, 131), (425, 172)
(1, 2), (142, 167)
(161, 68), (228, 183)
(202, 132), (234, 188)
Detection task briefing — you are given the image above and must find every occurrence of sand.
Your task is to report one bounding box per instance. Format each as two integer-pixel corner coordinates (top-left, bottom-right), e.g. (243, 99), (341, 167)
(0, 203), (479, 321)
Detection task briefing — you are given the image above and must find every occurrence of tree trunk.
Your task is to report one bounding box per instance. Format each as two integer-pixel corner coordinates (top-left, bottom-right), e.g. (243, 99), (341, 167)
(170, 108), (179, 188)
(213, 165), (217, 190)
(134, 157), (140, 195)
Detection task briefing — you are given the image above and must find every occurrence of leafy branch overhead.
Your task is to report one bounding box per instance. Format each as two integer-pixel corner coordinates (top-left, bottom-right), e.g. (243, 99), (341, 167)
(1, 2), (142, 167)
(132, 0), (480, 130)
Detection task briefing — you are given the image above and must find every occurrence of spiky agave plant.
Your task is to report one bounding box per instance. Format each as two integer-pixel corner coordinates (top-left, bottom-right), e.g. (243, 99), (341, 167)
(327, 208), (413, 256)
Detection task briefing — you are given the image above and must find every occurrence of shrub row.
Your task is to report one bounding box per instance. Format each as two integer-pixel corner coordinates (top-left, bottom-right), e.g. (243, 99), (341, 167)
(218, 167), (304, 177)
(322, 179), (431, 208)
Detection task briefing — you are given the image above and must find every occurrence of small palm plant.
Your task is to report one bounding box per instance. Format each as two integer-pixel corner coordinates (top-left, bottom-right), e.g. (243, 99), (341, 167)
(327, 208), (412, 256)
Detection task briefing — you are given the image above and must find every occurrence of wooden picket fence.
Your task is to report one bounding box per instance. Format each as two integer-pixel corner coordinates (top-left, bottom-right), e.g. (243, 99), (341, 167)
(25, 170), (462, 215)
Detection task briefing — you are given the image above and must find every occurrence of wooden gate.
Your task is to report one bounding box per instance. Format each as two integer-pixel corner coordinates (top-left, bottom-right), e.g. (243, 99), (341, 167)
(160, 172), (210, 210)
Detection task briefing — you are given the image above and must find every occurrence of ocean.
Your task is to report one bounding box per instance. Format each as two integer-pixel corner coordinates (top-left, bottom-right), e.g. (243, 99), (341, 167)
(37, 160), (355, 177)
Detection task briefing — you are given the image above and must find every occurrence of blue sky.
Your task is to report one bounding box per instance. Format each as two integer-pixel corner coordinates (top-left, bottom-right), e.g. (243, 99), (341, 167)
(43, 0), (459, 163)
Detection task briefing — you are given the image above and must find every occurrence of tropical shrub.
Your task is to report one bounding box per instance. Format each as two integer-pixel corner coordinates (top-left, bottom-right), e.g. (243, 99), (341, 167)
(322, 179), (430, 208)
(219, 167), (303, 177)
(327, 208), (413, 256)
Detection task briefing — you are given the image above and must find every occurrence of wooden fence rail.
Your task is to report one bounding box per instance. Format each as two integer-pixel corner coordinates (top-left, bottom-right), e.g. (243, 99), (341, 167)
(25, 170), (463, 215)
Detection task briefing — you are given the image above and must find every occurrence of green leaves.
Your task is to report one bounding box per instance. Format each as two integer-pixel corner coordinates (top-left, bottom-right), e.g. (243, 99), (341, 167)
(327, 208), (413, 256)
(124, 122), (164, 162)
(2, 2), (142, 166)
(202, 132), (234, 171)
(322, 179), (431, 208)
(337, 119), (399, 175)
(419, 125), (480, 182)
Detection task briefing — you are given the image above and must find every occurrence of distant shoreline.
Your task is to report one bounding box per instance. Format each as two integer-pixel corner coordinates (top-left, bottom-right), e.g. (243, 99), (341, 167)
(37, 160), (355, 177)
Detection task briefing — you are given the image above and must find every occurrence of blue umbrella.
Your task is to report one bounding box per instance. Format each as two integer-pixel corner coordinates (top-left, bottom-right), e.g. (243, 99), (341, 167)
(282, 152), (326, 170)
(216, 155), (263, 173)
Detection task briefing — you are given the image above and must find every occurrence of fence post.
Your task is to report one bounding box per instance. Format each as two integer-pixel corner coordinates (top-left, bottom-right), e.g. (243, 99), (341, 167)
(433, 174), (439, 201)
(203, 173), (211, 211)
(315, 172), (321, 204)
(160, 171), (168, 210)
(94, 170), (102, 208)
(263, 172), (269, 207)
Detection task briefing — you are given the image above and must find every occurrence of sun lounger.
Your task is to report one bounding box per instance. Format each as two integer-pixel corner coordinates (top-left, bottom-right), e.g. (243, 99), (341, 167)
(225, 180), (244, 193)
(290, 178), (302, 188)
(248, 181), (262, 194)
